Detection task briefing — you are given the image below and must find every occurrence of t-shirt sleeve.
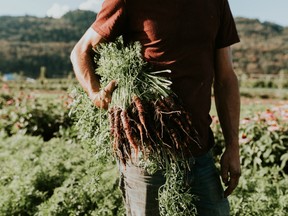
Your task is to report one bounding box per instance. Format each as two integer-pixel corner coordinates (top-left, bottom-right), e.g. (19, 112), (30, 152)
(91, 0), (126, 41)
(215, 0), (240, 49)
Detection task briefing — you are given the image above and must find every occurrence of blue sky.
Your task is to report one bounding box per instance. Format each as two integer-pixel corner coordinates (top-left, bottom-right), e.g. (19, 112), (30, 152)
(229, 0), (288, 26)
(0, 0), (287, 26)
(0, 0), (103, 18)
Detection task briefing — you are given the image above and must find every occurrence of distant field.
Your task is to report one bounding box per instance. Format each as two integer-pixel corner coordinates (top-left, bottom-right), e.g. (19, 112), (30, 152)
(2, 78), (287, 118)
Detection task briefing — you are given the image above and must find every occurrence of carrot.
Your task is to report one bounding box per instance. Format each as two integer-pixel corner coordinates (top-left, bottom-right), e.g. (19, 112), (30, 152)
(122, 135), (132, 161)
(162, 97), (202, 148)
(114, 108), (121, 137)
(182, 111), (201, 148)
(133, 96), (148, 135)
(156, 99), (199, 154)
(112, 107), (132, 166)
(156, 97), (181, 114)
(113, 107), (122, 152)
(162, 97), (190, 131)
(135, 122), (147, 154)
(169, 113), (198, 145)
(130, 102), (155, 155)
(153, 101), (181, 150)
(163, 94), (183, 110)
(117, 148), (127, 167)
(108, 107), (115, 136)
(120, 109), (139, 158)
(169, 128), (181, 149)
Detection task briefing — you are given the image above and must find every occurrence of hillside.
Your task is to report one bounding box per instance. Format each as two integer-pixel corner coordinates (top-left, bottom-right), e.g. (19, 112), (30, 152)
(0, 10), (96, 78)
(0, 11), (287, 78)
(233, 17), (288, 75)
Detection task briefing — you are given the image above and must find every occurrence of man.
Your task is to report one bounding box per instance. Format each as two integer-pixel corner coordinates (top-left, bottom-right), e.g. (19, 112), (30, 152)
(70, 0), (241, 215)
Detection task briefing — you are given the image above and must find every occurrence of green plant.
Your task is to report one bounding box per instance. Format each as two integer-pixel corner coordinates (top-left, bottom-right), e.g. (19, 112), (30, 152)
(37, 161), (124, 216)
(229, 167), (288, 216)
(158, 163), (198, 216)
(0, 89), (73, 140)
(212, 105), (288, 173)
(0, 134), (124, 216)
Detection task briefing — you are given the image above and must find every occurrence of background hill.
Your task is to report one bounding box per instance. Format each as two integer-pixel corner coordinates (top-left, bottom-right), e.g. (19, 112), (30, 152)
(233, 17), (288, 75)
(0, 10), (287, 78)
(0, 10), (96, 78)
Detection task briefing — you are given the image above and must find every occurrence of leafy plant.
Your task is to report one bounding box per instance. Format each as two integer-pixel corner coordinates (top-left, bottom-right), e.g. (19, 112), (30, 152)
(158, 163), (198, 216)
(0, 89), (73, 140)
(212, 105), (288, 173)
(229, 167), (288, 216)
(0, 134), (123, 216)
(0, 135), (78, 215)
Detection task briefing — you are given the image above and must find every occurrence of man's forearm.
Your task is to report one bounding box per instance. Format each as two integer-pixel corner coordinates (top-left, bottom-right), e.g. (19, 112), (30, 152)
(70, 45), (101, 97)
(70, 28), (105, 98)
(214, 73), (240, 147)
(214, 47), (241, 197)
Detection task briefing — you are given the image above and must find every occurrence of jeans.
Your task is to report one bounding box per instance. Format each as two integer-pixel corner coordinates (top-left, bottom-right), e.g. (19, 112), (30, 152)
(119, 151), (230, 216)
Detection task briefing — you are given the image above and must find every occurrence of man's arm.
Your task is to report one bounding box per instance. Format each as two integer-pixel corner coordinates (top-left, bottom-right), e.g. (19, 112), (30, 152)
(70, 27), (117, 109)
(214, 46), (241, 198)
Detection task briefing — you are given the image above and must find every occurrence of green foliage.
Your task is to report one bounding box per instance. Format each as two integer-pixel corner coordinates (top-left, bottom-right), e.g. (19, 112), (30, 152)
(0, 90), (73, 140)
(0, 135), (85, 215)
(229, 167), (288, 216)
(234, 17), (288, 75)
(37, 161), (124, 216)
(71, 38), (198, 215)
(212, 105), (288, 172)
(62, 10), (96, 30)
(68, 86), (113, 162)
(158, 163), (198, 216)
(94, 37), (172, 109)
(0, 134), (124, 216)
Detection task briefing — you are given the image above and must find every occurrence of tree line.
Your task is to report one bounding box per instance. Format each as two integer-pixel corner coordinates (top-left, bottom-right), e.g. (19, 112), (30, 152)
(0, 11), (287, 78)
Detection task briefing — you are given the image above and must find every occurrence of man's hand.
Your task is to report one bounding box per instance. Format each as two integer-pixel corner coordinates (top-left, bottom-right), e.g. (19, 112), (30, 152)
(220, 145), (241, 198)
(89, 80), (117, 109)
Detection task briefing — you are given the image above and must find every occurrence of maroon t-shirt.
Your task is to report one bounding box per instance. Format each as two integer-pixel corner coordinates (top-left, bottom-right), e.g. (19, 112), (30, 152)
(91, 0), (240, 156)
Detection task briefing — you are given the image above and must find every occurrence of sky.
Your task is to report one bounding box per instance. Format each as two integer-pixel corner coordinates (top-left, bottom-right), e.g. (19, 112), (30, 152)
(0, 0), (287, 26)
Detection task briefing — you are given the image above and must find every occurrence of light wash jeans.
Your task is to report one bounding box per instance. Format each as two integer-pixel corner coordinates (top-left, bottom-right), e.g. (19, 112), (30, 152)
(119, 151), (230, 216)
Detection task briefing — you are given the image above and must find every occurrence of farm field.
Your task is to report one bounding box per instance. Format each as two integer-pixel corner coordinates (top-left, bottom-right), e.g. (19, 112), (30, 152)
(0, 81), (288, 215)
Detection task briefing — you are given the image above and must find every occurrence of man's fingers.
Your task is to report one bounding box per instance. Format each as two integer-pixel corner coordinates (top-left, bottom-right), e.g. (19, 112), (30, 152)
(224, 174), (240, 198)
(220, 147), (241, 197)
(104, 80), (117, 94)
(221, 165), (229, 185)
(93, 80), (117, 109)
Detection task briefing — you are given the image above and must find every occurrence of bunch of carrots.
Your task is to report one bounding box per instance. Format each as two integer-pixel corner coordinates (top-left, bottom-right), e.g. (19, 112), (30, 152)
(108, 94), (200, 167)
(93, 37), (201, 168)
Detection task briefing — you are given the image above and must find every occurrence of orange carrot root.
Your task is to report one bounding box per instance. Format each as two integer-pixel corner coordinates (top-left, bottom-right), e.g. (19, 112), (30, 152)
(120, 109), (139, 159)
(133, 96), (148, 135)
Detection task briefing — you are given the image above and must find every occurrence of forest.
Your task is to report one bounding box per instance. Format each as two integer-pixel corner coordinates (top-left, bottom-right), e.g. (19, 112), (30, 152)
(0, 10), (287, 78)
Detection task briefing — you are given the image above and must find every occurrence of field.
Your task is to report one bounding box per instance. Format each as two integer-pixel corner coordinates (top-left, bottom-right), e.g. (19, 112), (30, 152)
(0, 80), (288, 215)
